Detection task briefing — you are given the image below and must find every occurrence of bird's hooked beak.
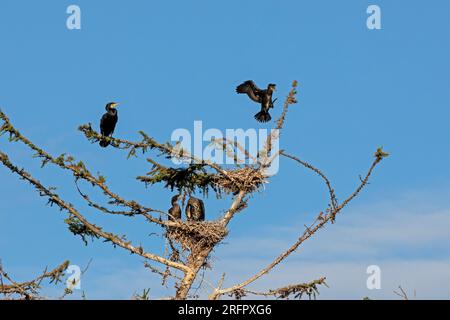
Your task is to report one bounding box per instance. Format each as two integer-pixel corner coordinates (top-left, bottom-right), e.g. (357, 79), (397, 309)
(111, 102), (119, 109)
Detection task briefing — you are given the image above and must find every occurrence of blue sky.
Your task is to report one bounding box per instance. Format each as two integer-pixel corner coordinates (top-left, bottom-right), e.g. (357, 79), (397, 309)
(1, 0), (450, 299)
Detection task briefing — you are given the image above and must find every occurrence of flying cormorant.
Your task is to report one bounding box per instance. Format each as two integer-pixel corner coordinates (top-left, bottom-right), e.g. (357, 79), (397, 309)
(236, 80), (276, 123)
(185, 196), (205, 222)
(99, 102), (119, 148)
(168, 195), (182, 221)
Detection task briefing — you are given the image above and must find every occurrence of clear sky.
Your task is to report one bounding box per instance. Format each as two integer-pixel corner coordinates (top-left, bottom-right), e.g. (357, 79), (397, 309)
(1, 0), (450, 299)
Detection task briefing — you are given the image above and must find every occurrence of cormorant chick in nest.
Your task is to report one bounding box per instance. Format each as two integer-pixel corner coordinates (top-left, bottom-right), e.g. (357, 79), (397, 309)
(185, 196), (205, 222)
(236, 80), (277, 123)
(168, 195), (182, 221)
(99, 102), (119, 147)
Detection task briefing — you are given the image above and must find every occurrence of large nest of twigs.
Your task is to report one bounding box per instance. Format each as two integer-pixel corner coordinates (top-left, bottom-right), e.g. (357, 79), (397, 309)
(166, 221), (228, 253)
(213, 167), (266, 195)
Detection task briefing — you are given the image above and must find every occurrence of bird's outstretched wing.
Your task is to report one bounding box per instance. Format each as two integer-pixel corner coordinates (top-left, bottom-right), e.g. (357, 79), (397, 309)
(236, 80), (262, 103)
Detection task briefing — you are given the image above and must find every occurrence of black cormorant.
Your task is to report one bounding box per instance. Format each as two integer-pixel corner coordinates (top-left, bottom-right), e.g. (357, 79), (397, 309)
(236, 80), (276, 123)
(168, 195), (182, 221)
(99, 102), (119, 147)
(185, 196), (205, 222)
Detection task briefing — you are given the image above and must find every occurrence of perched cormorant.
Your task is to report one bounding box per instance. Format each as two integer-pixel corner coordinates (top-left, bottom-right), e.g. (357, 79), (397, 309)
(168, 195), (182, 221)
(185, 196), (205, 222)
(236, 80), (276, 123)
(99, 102), (119, 147)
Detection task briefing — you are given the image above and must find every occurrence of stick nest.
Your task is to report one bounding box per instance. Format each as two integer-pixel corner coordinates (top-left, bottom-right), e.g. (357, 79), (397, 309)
(214, 167), (266, 195)
(166, 221), (228, 253)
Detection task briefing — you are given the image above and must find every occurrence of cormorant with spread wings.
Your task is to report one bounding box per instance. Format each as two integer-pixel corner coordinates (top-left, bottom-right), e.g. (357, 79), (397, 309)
(236, 80), (276, 123)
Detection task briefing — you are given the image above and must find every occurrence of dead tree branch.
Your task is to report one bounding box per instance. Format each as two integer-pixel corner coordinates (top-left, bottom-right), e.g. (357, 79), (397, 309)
(229, 277), (327, 300)
(0, 260), (69, 300)
(281, 151), (338, 210)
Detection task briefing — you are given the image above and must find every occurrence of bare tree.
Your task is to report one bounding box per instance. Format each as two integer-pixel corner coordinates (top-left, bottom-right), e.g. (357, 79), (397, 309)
(0, 80), (388, 299)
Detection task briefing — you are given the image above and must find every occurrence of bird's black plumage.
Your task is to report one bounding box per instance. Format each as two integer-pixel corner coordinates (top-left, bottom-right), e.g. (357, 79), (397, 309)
(236, 80), (276, 123)
(185, 196), (205, 222)
(168, 195), (182, 221)
(99, 102), (119, 147)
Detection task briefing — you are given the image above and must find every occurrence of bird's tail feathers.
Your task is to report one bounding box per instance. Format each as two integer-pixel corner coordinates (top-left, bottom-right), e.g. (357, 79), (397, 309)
(254, 111), (272, 123)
